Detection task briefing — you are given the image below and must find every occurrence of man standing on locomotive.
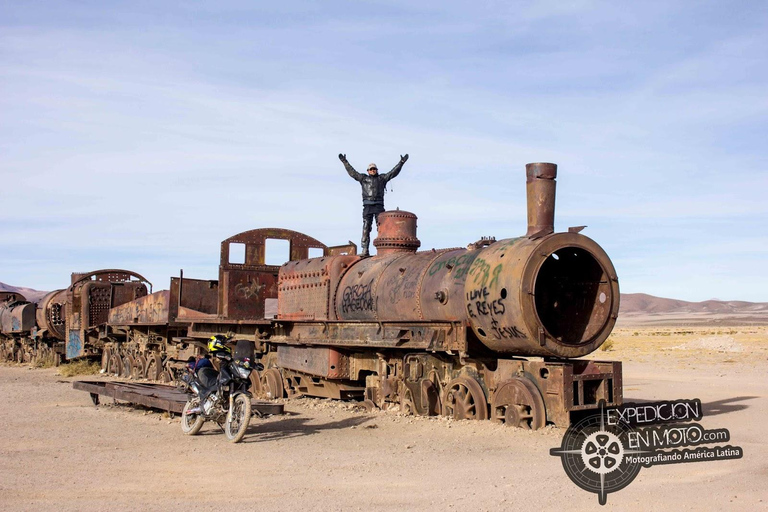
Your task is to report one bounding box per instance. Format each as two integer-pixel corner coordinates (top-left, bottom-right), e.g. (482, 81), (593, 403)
(339, 153), (409, 257)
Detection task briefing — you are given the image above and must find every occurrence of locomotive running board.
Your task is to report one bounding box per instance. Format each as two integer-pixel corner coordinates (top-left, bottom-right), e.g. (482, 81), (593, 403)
(72, 380), (284, 416)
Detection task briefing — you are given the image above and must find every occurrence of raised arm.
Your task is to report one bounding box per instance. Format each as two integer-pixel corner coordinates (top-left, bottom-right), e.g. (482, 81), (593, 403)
(383, 154), (408, 184)
(339, 153), (363, 182)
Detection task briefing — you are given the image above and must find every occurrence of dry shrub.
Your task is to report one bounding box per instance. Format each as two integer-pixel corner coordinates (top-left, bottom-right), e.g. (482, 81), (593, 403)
(35, 358), (56, 369)
(600, 339), (615, 352)
(58, 360), (101, 377)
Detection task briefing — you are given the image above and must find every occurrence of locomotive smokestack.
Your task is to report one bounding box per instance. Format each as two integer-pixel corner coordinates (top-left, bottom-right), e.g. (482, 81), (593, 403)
(525, 162), (557, 237)
(373, 210), (421, 255)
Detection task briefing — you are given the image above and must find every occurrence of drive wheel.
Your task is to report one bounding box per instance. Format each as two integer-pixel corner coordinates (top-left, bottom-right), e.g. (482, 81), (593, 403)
(159, 369), (173, 383)
(225, 394), (252, 443)
(101, 348), (112, 372)
(109, 354), (121, 376)
(145, 353), (162, 381)
(261, 368), (284, 399)
(491, 377), (546, 430)
(114, 354), (125, 377)
(132, 355), (147, 379)
(121, 355), (134, 379)
(400, 388), (416, 415)
(249, 370), (263, 397)
(442, 375), (488, 420)
(181, 398), (205, 435)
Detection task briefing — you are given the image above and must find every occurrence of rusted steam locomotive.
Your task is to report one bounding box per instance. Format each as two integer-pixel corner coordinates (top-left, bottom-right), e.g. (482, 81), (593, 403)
(1, 162), (622, 428)
(0, 271), (151, 367)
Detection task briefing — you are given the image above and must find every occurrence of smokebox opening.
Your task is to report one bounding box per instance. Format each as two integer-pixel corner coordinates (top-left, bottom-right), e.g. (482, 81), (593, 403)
(534, 246), (610, 345)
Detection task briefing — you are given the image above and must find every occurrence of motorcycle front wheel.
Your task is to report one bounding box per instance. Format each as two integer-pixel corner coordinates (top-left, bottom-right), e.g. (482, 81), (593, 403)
(181, 398), (205, 435)
(224, 394), (252, 443)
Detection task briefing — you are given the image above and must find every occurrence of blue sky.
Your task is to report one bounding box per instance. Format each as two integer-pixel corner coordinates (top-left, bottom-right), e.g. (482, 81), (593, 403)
(1, 1), (766, 302)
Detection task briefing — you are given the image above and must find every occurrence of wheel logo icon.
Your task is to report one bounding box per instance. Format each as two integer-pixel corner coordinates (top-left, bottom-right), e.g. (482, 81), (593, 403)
(582, 431), (624, 473)
(550, 401), (645, 505)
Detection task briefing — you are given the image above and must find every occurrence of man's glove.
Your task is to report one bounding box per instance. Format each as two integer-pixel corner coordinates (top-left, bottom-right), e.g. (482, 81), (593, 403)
(400, 154), (409, 163)
(339, 153), (347, 162)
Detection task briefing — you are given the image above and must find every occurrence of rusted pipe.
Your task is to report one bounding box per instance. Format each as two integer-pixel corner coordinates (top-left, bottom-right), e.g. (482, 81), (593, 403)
(525, 162), (557, 237)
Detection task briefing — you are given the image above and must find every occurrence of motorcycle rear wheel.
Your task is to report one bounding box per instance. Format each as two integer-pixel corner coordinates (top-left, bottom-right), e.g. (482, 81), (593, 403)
(225, 394), (251, 443)
(181, 398), (205, 435)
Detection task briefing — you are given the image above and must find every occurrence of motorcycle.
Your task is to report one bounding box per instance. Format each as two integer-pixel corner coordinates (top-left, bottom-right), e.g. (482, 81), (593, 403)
(181, 337), (257, 443)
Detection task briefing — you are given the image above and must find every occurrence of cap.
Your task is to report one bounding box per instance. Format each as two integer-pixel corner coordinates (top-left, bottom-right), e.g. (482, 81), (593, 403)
(367, 163), (378, 171)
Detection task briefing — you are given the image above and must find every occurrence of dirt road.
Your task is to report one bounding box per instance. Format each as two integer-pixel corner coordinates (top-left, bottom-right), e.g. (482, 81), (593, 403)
(1, 328), (766, 511)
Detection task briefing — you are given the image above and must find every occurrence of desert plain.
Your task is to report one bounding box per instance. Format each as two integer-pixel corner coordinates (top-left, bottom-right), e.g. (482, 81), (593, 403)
(1, 322), (766, 512)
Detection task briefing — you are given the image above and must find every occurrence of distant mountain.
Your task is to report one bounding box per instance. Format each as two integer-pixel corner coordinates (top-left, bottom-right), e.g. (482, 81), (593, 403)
(618, 293), (768, 326)
(0, 282), (49, 303)
(1, 282), (765, 325)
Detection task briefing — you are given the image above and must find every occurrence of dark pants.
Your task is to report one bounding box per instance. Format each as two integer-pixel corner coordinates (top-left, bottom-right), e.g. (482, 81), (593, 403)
(362, 204), (385, 256)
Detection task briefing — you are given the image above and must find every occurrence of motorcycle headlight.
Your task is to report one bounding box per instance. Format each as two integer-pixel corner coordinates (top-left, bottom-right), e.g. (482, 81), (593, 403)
(234, 365), (252, 379)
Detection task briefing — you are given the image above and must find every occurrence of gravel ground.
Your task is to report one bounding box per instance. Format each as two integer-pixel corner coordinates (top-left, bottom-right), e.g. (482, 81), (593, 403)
(1, 330), (766, 511)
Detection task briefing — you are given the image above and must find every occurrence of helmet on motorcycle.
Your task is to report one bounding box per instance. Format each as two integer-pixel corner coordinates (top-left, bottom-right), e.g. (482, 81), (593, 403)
(207, 335), (232, 355)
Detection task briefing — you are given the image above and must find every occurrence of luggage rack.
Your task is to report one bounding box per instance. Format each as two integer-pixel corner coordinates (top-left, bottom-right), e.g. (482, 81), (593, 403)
(72, 380), (284, 416)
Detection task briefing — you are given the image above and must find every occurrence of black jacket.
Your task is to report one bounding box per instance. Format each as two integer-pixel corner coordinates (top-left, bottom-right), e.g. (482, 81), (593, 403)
(344, 161), (404, 205)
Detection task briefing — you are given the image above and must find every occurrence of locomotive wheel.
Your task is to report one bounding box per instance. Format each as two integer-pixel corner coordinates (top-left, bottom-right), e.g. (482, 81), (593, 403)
(400, 388), (416, 415)
(108, 354), (120, 376)
(159, 369), (173, 383)
(491, 378), (546, 430)
(261, 368), (285, 399)
(113, 354), (125, 377)
(249, 370), (263, 397)
(101, 348), (112, 372)
(122, 355), (134, 379)
(145, 353), (162, 381)
(442, 376), (488, 421)
(132, 356), (147, 380)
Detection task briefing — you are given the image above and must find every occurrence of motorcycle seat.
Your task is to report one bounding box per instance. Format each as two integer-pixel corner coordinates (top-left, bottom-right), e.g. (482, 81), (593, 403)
(197, 366), (219, 389)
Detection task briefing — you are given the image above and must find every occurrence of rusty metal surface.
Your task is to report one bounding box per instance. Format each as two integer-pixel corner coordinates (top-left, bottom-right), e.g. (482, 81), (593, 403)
(327, 228), (617, 357)
(0, 292), (26, 303)
(278, 254), (359, 321)
(373, 210), (421, 254)
(169, 277), (218, 322)
(66, 270), (150, 359)
(525, 162), (557, 237)
(274, 321), (467, 352)
(276, 345), (350, 379)
(108, 290), (171, 325)
(0, 300), (36, 334)
(72, 380), (284, 415)
(219, 228), (326, 320)
(462, 233), (619, 357)
(69, 269), (152, 291)
(36, 289), (67, 340)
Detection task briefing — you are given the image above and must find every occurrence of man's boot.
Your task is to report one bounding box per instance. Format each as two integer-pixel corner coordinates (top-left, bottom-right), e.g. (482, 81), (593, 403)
(361, 217), (372, 257)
